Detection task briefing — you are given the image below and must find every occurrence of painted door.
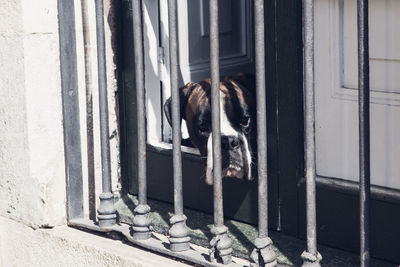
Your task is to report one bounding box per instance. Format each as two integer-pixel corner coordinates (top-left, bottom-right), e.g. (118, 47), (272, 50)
(304, 0), (400, 262)
(315, 0), (400, 190)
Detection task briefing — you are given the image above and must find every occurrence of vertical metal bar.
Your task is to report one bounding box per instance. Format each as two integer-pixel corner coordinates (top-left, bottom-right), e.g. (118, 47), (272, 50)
(208, 0), (232, 264)
(358, 0), (370, 265)
(131, 0), (151, 240)
(210, 0), (223, 232)
(250, 0), (277, 265)
(301, 0), (322, 266)
(58, 0), (84, 221)
(94, 0), (117, 228)
(167, 0), (190, 252)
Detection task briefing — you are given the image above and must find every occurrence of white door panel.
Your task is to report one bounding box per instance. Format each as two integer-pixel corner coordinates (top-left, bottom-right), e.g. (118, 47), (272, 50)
(315, 0), (400, 190)
(342, 0), (400, 92)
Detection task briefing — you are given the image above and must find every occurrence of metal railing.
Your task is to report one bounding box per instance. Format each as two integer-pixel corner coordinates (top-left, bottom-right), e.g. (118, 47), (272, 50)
(58, 0), (372, 266)
(208, 0), (233, 264)
(95, 0), (118, 229)
(357, 0), (371, 265)
(167, 0), (191, 252)
(131, 0), (152, 241)
(250, 0), (276, 265)
(301, 0), (321, 265)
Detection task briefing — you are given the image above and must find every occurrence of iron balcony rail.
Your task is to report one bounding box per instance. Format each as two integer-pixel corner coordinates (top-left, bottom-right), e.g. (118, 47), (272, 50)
(167, 0), (191, 253)
(358, 0), (371, 265)
(58, 0), (372, 266)
(301, 0), (321, 265)
(95, 0), (117, 229)
(131, 0), (152, 241)
(208, 0), (234, 264)
(251, 0), (277, 266)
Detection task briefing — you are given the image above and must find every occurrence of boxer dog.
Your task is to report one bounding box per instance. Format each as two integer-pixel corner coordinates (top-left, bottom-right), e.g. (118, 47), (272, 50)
(164, 73), (256, 185)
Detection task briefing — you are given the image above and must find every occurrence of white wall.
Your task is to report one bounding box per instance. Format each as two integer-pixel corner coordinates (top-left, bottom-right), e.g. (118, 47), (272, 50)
(0, 0), (66, 227)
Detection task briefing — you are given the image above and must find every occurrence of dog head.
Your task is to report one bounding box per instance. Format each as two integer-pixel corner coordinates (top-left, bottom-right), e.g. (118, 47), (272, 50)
(164, 73), (256, 184)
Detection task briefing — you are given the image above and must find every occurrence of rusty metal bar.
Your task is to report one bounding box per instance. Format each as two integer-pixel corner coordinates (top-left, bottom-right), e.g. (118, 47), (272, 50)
(358, 0), (371, 265)
(94, 0), (117, 228)
(131, 0), (151, 240)
(167, 0), (190, 252)
(250, 0), (277, 265)
(301, 0), (321, 265)
(208, 0), (232, 264)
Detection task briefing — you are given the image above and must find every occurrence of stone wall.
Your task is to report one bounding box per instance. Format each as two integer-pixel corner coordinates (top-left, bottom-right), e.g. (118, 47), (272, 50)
(0, 0), (66, 228)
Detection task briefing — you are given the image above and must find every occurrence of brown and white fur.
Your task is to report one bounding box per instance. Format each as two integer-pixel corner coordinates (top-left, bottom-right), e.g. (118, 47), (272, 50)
(164, 73), (256, 185)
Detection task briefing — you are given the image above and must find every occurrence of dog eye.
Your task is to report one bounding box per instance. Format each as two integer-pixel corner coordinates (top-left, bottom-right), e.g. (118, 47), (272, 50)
(240, 116), (250, 128)
(198, 123), (210, 133)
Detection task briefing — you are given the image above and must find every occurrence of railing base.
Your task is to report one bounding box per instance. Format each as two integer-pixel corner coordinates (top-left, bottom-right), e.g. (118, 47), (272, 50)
(131, 231), (152, 240)
(209, 225), (233, 264)
(68, 219), (245, 267)
(132, 204), (151, 240)
(169, 214), (190, 252)
(97, 192), (117, 228)
(301, 251), (322, 267)
(169, 239), (191, 252)
(249, 237), (277, 267)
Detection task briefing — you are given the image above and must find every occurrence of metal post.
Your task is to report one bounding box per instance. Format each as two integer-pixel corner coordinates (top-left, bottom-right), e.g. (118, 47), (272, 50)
(301, 0), (322, 265)
(358, 0), (370, 265)
(250, 0), (277, 266)
(167, 0), (190, 252)
(208, 0), (232, 264)
(94, 0), (117, 228)
(131, 0), (151, 240)
(58, 0), (84, 221)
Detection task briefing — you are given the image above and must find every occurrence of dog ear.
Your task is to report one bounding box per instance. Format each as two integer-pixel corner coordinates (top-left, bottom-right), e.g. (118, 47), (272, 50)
(164, 82), (197, 127)
(231, 72), (256, 94)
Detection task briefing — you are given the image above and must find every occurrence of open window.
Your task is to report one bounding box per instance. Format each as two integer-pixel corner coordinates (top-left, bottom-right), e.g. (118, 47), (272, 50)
(143, 0), (254, 154)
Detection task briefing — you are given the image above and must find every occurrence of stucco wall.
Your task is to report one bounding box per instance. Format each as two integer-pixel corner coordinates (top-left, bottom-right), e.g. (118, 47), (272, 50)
(0, 0), (66, 228)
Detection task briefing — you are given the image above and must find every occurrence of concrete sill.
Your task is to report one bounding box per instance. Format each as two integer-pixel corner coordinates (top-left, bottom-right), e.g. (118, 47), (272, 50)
(0, 216), (190, 267)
